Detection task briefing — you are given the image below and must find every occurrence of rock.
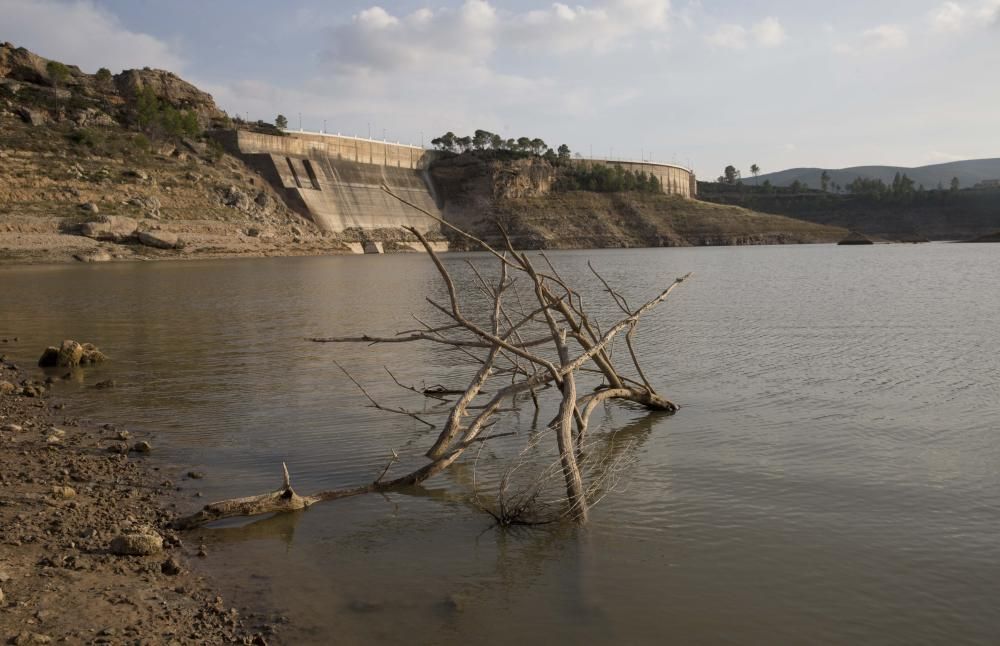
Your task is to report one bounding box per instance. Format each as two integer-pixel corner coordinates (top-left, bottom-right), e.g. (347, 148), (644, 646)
(38, 340), (104, 368)
(106, 443), (128, 454)
(0, 381), (16, 395)
(838, 231), (874, 245)
(10, 632), (52, 645)
(78, 201), (99, 214)
(16, 106), (48, 126)
(123, 168), (149, 181)
(131, 441), (152, 453)
(50, 485), (75, 499)
(80, 215), (137, 242)
(161, 557), (182, 576)
(186, 471), (205, 479)
(0, 587), (3, 604)
(93, 379), (116, 389)
(137, 230), (179, 250)
(72, 108), (115, 127)
(0, 423), (21, 432)
(126, 195), (161, 217)
(110, 528), (163, 556)
(73, 250), (112, 263)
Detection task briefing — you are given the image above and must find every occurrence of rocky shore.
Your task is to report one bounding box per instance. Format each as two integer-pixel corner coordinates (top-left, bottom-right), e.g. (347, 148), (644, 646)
(0, 349), (275, 644)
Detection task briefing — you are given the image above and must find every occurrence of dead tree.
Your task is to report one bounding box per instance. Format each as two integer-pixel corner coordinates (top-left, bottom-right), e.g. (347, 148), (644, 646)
(171, 200), (689, 530)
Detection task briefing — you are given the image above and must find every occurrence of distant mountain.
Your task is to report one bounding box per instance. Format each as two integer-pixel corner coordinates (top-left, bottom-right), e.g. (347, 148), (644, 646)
(751, 158), (1000, 190)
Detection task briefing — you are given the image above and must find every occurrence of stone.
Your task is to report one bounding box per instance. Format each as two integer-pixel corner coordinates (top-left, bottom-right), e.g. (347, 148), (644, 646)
(110, 529), (163, 556)
(1, 423), (22, 432)
(126, 195), (161, 217)
(0, 586), (3, 604)
(73, 250), (112, 263)
(186, 471), (205, 479)
(161, 557), (182, 576)
(11, 632), (52, 645)
(80, 215), (137, 242)
(137, 230), (179, 250)
(38, 340), (105, 367)
(78, 201), (99, 214)
(16, 107), (48, 126)
(50, 485), (75, 499)
(123, 168), (149, 181)
(132, 441), (152, 454)
(93, 379), (116, 389)
(0, 381), (15, 395)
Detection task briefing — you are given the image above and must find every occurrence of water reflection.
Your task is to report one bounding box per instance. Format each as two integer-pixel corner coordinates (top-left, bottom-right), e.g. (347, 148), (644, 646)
(2, 245), (1000, 644)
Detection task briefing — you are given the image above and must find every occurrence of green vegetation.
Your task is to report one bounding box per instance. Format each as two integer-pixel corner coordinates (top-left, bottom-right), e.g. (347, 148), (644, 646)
(274, 114), (288, 129)
(556, 164), (663, 193)
(134, 86), (200, 138)
(94, 67), (113, 91)
(45, 60), (70, 87)
(431, 129), (571, 162)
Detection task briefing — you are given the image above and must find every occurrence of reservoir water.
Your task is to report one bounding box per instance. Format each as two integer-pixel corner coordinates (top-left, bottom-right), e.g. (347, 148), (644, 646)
(1, 243), (998, 644)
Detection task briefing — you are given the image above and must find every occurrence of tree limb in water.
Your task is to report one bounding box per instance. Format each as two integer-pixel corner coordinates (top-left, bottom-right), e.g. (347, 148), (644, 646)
(172, 192), (690, 530)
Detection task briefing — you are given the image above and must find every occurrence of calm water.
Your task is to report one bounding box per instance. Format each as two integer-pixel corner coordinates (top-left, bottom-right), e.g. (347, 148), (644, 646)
(1, 244), (999, 645)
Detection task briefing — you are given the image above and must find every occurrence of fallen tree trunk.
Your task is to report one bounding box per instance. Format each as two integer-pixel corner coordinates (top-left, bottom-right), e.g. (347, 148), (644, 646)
(172, 188), (690, 530)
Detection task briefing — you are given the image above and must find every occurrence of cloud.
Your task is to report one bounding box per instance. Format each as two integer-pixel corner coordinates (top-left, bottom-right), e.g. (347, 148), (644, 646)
(706, 17), (786, 49)
(929, 2), (966, 31)
(862, 24), (908, 49)
(321, 0), (672, 73)
(320, 1), (497, 75)
(836, 23), (908, 53)
(980, 0), (1000, 23)
(0, 0), (182, 72)
(751, 17), (787, 47)
(706, 24), (747, 48)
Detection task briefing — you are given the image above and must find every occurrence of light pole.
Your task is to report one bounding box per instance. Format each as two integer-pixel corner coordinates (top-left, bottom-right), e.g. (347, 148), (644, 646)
(298, 112), (301, 131)
(323, 119), (327, 134)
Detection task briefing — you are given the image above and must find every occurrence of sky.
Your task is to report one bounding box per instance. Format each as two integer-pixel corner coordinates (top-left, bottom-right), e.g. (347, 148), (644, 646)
(2, 0), (998, 178)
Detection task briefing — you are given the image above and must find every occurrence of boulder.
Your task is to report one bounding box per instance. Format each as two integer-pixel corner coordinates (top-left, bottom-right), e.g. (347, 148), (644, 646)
(123, 168), (150, 181)
(38, 340), (106, 367)
(110, 528), (163, 556)
(137, 230), (179, 249)
(78, 201), (99, 214)
(80, 215), (137, 242)
(73, 250), (112, 263)
(126, 195), (160, 217)
(131, 440), (152, 454)
(0, 381), (16, 395)
(50, 485), (76, 499)
(15, 106), (48, 126)
(837, 231), (874, 245)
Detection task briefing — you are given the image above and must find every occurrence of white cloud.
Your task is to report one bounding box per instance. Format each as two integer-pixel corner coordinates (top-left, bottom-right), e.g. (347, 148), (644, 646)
(929, 2), (967, 31)
(706, 17), (786, 49)
(979, 0), (1000, 23)
(837, 24), (908, 53)
(862, 24), (909, 49)
(0, 0), (182, 72)
(706, 24), (747, 48)
(752, 17), (787, 47)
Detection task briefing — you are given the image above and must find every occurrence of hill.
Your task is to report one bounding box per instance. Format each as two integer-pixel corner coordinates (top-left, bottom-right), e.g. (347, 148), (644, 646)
(1, 41), (848, 263)
(753, 159), (1000, 190)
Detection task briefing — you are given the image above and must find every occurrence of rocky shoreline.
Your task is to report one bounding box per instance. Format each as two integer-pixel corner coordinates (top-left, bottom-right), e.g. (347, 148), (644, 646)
(0, 350), (276, 644)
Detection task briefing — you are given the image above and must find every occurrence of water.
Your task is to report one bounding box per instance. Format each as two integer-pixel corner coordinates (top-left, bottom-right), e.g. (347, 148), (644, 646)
(1, 244), (999, 644)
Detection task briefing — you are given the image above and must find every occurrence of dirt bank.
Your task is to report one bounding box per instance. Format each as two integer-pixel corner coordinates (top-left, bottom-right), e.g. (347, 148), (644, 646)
(0, 346), (279, 644)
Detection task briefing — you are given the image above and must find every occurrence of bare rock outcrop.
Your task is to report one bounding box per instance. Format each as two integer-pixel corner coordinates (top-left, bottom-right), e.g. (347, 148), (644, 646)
(80, 215), (138, 242)
(38, 340), (106, 368)
(137, 229), (180, 249)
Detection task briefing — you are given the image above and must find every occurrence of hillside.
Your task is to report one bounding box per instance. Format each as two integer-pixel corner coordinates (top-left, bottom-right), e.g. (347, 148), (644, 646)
(1, 41), (848, 263)
(431, 155), (846, 249)
(0, 42), (348, 263)
(753, 159), (1000, 190)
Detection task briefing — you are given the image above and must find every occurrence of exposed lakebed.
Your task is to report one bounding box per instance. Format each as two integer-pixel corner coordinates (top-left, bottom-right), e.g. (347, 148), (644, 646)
(1, 243), (998, 644)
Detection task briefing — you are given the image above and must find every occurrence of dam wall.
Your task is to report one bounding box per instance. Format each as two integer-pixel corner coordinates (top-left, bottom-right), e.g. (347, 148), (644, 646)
(218, 130), (442, 233)
(578, 159), (697, 198)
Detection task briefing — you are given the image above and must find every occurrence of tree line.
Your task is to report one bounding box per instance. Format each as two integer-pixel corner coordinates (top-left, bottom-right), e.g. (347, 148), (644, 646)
(556, 164), (664, 194)
(431, 129), (572, 163)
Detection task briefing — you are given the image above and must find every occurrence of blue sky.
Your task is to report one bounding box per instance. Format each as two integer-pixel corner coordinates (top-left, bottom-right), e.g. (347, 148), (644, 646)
(4, 0), (998, 178)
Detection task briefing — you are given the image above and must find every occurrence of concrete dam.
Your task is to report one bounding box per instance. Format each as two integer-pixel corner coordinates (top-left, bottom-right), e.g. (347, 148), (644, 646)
(219, 130), (697, 234)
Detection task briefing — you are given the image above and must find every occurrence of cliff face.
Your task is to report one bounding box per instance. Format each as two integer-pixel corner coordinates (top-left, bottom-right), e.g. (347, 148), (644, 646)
(0, 42), (224, 127)
(429, 155), (845, 249)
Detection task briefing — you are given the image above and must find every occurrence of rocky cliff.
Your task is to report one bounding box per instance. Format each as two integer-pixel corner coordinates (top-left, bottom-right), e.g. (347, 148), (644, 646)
(429, 155), (845, 249)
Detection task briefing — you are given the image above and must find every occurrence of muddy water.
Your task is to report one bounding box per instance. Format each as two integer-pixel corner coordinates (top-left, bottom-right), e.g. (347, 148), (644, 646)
(1, 243), (999, 644)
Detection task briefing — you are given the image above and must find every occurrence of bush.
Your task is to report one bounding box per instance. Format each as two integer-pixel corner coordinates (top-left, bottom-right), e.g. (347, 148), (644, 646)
(46, 60), (70, 87)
